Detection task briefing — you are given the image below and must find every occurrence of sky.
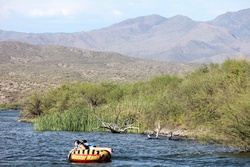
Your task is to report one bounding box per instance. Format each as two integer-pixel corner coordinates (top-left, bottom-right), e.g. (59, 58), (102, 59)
(1, 0), (250, 33)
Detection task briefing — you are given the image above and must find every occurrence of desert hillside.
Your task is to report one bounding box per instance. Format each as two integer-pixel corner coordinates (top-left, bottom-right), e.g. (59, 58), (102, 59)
(0, 41), (198, 105)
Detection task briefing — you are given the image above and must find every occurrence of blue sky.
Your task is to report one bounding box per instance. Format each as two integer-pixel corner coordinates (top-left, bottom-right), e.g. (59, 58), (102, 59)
(1, 0), (250, 33)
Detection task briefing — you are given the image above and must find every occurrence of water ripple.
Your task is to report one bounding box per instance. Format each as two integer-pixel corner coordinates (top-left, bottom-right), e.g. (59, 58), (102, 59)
(1, 110), (250, 167)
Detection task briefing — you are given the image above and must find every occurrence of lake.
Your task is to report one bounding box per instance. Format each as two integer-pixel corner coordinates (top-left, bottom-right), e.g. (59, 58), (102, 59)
(0, 110), (249, 167)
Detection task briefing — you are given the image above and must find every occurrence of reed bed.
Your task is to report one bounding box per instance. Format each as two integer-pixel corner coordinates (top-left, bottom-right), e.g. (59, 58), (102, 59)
(34, 107), (99, 131)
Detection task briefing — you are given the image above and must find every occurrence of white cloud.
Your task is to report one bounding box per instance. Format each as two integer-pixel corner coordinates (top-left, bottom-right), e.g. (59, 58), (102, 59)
(112, 9), (123, 17)
(29, 9), (56, 17)
(0, 0), (91, 18)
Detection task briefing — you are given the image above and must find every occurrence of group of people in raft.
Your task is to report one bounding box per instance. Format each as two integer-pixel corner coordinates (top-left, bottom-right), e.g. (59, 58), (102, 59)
(74, 139), (114, 154)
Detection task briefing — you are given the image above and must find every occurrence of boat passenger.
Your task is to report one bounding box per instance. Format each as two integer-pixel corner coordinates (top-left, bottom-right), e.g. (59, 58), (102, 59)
(82, 139), (114, 154)
(74, 140), (81, 150)
(82, 139), (96, 147)
(80, 142), (89, 150)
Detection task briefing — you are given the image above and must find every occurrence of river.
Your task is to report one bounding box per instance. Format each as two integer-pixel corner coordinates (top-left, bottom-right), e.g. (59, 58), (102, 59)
(0, 110), (249, 167)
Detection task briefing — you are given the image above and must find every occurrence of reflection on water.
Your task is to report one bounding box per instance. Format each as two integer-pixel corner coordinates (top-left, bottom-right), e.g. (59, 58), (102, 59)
(0, 110), (249, 167)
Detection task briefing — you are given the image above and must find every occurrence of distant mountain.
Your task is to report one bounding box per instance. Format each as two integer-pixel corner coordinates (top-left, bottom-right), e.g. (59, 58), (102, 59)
(1, 8), (250, 63)
(209, 8), (250, 42)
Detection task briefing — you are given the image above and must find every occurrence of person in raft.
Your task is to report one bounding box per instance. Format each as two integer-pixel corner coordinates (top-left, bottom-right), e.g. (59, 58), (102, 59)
(79, 142), (89, 150)
(74, 140), (81, 150)
(80, 139), (114, 154)
(82, 139), (96, 147)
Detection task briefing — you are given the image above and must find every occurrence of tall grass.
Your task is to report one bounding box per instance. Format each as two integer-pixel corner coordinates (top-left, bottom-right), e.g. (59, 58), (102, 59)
(34, 107), (99, 131)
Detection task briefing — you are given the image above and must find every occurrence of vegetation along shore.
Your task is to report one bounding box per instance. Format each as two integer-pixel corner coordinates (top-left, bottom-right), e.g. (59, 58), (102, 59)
(17, 59), (250, 152)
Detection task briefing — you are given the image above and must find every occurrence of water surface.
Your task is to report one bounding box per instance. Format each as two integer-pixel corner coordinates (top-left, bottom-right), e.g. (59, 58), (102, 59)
(0, 110), (249, 166)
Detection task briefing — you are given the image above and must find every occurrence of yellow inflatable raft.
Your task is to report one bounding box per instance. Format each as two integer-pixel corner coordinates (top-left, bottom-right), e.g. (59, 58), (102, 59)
(68, 149), (111, 163)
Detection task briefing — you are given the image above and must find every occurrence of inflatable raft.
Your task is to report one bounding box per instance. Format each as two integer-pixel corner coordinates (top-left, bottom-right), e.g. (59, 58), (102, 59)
(68, 149), (111, 163)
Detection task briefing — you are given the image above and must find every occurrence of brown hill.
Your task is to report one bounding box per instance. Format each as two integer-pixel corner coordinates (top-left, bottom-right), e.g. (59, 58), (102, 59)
(0, 41), (197, 104)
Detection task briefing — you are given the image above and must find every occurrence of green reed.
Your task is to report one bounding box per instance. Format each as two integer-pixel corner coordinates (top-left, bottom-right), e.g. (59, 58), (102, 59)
(34, 107), (99, 131)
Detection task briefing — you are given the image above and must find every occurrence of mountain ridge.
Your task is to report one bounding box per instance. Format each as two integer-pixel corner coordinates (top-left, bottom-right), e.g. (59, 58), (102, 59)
(208, 8), (250, 42)
(1, 8), (250, 63)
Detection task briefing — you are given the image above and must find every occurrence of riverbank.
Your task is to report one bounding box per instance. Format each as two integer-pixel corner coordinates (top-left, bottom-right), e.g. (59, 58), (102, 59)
(143, 128), (209, 141)
(143, 128), (250, 153)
